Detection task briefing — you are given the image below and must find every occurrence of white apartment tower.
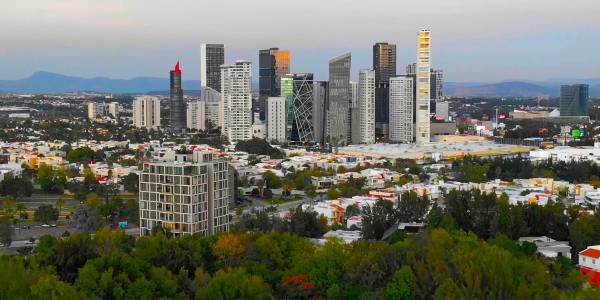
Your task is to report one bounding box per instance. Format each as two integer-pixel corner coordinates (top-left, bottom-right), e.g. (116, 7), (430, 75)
(415, 30), (431, 143)
(187, 101), (206, 131)
(351, 70), (375, 144)
(133, 96), (161, 129)
(139, 151), (229, 237)
(107, 102), (119, 118)
(267, 97), (286, 143)
(221, 61), (252, 142)
(389, 76), (414, 143)
(87, 102), (98, 120)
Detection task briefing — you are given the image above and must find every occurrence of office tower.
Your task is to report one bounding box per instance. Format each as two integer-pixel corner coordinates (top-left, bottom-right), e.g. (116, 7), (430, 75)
(389, 76), (414, 143)
(560, 84), (590, 116)
(373, 43), (396, 136)
(138, 151), (229, 237)
(267, 97), (286, 143)
(87, 102), (97, 120)
(133, 96), (161, 129)
(258, 48), (291, 119)
(200, 44), (225, 92)
(435, 101), (449, 120)
(200, 87), (222, 129)
(281, 75), (294, 140)
(430, 69), (444, 101)
(327, 53), (352, 146)
(221, 61), (252, 142)
(312, 81), (328, 146)
(406, 63), (417, 76)
(187, 101), (206, 131)
(169, 61), (186, 132)
(351, 70), (376, 144)
(281, 73), (317, 142)
(107, 102), (119, 118)
(415, 30), (431, 143)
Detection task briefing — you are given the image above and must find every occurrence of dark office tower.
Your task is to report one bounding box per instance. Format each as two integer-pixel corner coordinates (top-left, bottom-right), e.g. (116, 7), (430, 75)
(258, 48), (291, 119)
(327, 53), (351, 146)
(313, 81), (328, 146)
(200, 44), (225, 92)
(430, 69), (444, 101)
(406, 63), (416, 76)
(169, 61), (186, 131)
(281, 73), (315, 142)
(373, 42), (397, 137)
(560, 84), (589, 116)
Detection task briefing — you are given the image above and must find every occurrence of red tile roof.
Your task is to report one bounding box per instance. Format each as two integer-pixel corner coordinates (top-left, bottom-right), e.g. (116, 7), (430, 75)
(580, 248), (600, 259)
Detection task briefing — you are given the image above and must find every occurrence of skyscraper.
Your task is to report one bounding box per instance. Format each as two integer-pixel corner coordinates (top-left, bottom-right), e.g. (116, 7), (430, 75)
(200, 44), (225, 92)
(352, 69), (376, 144)
(138, 151), (229, 237)
(259, 48), (291, 118)
(373, 43), (396, 137)
(406, 63), (416, 76)
(221, 61), (253, 142)
(430, 69), (444, 101)
(200, 86), (222, 129)
(267, 97), (286, 143)
(560, 84), (590, 116)
(312, 81), (328, 146)
(133, 96), (161, 130)
(389, 76), (414, 143)
(415, 30), (431, 143)
(107, 102), (119, 119)
(186, 101), (206, 131)
(169, 61), (186, 132)
(327, 53), (351, 146)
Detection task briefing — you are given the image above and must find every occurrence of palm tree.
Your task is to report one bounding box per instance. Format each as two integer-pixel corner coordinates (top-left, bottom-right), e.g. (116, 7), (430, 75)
(56, 197), (65, 217)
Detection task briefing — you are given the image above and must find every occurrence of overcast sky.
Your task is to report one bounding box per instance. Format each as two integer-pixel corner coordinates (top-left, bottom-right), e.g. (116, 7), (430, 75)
(1, 0), (599, 82)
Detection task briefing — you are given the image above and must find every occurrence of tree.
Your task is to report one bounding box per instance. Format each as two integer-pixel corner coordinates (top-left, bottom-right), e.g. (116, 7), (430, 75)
(197, 268), (274, 300)
(326, 187), (341, 200)
(0, 217), (14, 247)
(234, 138), (284, 159)
(385, 266), (415, 300)
(212, 233), (246, 267)
(34, 204), (59, 224)
(55, 197), (65, 216)
(0, 175), (33, 199)
(361, 200), (397, 240)
(122, 173), (139, 193)
(37, 164), (67, 193)
(304, 184), (317, 200)
(397, 191), (430, 223)
(262, 171), (281, 189)
(72, 205), (103, 232)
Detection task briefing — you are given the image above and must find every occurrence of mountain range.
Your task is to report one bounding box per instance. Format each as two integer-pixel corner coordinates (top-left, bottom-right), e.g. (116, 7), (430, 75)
(0, 71), (599, 98)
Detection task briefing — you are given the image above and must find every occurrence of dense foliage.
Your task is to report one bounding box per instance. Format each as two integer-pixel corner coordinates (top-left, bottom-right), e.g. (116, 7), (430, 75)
(235, 138), (284, 159)
(1, 227), (598, 299)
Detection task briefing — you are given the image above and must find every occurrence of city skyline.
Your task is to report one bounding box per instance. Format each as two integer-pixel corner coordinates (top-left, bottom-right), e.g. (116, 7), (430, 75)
(2, 0), (599, 82)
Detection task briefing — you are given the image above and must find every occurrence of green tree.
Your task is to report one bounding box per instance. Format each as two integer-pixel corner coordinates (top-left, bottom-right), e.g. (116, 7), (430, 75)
(196, 268), (274, 300)
(0, 217), (14, 247)
(34, 204), (59, 224)
(385, 266), (415, 300)
(122, 173), (139, 193)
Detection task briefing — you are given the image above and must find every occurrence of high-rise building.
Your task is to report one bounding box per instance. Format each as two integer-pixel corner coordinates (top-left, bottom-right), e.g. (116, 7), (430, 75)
(187, 101), (206, 131)
(169, 61), (186, 132)
(312, 81), (328, 146)
(352, 69), (376, 144)
(87, 101), (98, 120)
(200, 44), (225, 92)
(200, 86), (222, 129)
(389, 76), (414, 143)
(221, 61), (253, 142)
(258, 48), (291, 118)
(406, 63), (416, 76)
(430, 69), (444, 101)
(138, 151), (229, 237)
(281, 73), (318, 142)
(560, 84), (590, 116)
(107, 102), (119, 119)
(327, 53), (352, 146)
(373, 43), (396, 137)
(435, 101), (449, 121)
(133, 96), (161, 130)
(267, 97), (286, 143)
(415, 30), (431, 143)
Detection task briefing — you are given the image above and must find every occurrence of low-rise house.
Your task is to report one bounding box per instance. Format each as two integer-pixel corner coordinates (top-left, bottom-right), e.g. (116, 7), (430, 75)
(518, 236), (572, 259)
(579, 245), (600, 285)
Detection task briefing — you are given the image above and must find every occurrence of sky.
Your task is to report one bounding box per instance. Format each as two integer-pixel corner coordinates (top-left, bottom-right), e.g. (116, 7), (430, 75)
(1, 0), (599, 82)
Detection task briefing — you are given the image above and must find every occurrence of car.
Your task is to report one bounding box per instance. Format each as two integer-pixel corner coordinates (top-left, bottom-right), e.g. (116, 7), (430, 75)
(50, 224), (57, 227)
(41, 224), (50, 228)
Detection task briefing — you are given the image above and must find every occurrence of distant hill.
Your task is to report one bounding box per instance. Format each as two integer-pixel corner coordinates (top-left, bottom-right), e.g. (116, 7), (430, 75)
(0, 71), (201, 94)
(445, 79), (600, 98)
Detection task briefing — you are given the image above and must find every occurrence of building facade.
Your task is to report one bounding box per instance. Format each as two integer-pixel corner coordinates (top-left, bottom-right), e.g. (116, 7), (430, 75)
(170, 61), (186, 132)
(415, 30), (431, 143)
(560, 84), (589, 117)
(259, 48), (291, 119)
(389, 76), (414, 143)
(267, 97), (286, 143)
(107, 102), (119, 118)
(327, 53), (352, 146)
(373, 42), (396, 137)
(200, 86), (222, 129)
(221, 61), (253, 142)
(133, 96), (161, 130)
(313, 81), (328, 146)
(351, 69), (376, 144)
(200, 43), (225, 92)
(186, 101), (206, 131)
(138, 152), (229, 237)
(430, 69), (444, 101)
